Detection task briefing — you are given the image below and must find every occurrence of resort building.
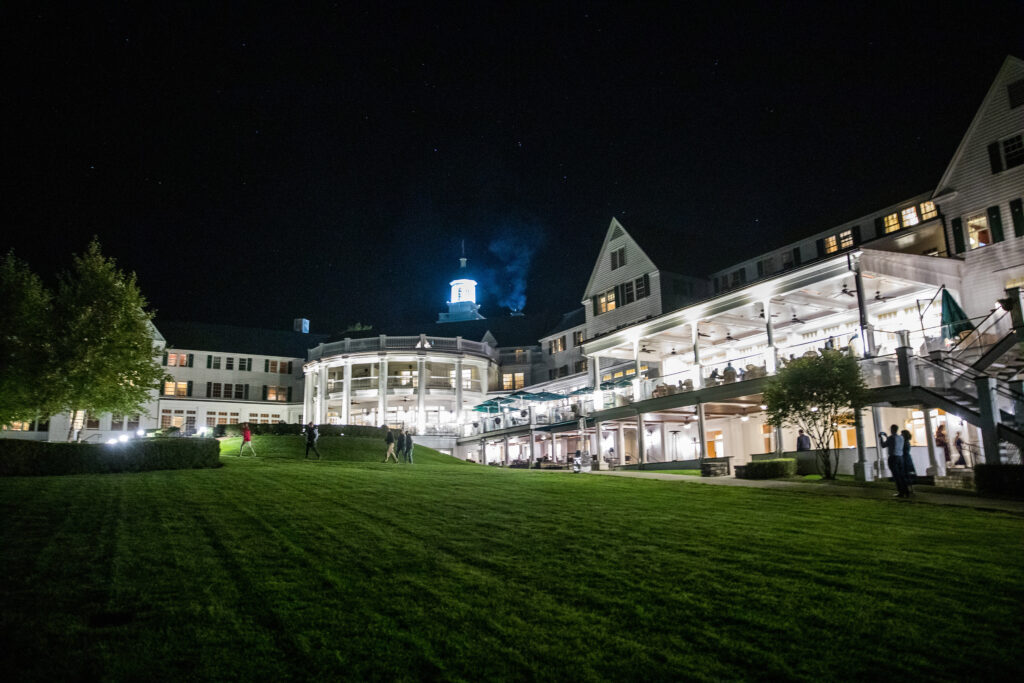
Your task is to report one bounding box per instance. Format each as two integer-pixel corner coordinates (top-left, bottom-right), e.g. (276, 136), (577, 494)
(6, 56), (1023, 479)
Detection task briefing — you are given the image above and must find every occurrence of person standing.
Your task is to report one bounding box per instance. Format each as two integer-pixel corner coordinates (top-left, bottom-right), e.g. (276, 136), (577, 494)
(954, 431), (968, 467)
(239, 423), (256, 456)
(396, 429), (407, 462)
(796, 429), (811, 451)
(900, 429), (916, 495)
(304, 421), (322, 460)
(383, 426), (398, 463)
(935, 424), (951, 464)
(405, 431), (415, 464)
(882, 425), (907, 497)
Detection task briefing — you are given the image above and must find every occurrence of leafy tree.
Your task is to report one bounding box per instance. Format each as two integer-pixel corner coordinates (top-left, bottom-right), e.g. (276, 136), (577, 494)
(50, 240), (168, 440)
(0, 251), (56, 425)
(762, 349), (869, 479)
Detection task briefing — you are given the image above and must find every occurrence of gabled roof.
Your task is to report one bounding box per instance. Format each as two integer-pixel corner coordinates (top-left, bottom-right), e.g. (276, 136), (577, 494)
(934, 55), (1024, 195)
(581, 217), (659, 302)
(155, 320), (329, 358)
(366, 311), (559, 349)
(543, 307), (586, 339)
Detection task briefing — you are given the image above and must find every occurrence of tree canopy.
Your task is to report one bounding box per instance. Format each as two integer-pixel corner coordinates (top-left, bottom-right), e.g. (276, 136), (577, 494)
(762, 349), (870, 479)
(0, 241), (167, 438)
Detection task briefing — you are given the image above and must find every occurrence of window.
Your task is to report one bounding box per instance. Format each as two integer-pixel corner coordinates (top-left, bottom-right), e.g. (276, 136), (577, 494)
(920, 201), (937, 220)
(502, 373), (514, 390)
(126, 415), (140, 431)
(163, 381), (188, 396)
(966, 213), (992, 250)
(839, 229), (854, 250)
(883, 213), (900, 233)
(1004, 135), (1024, 170)
(513, 372), (525, 389)
(574, 359), (588, 373)
(229, 412), (239, 423)
(206, 414), (217, 427)
(729, 269), (745, 288)
(110, 414), (123, 430)
(597, 289), (616, 314)
(901, 206), (920, 227)
(226, 357), (234, 370)
(573, 331), (585, 346)
(635, 275), (650, 299)
(210, 382), (222, 399)
(268, 360), (280, 373)
(823, 235), (838, 254)
(758, 257), (775, 277)
(1009, 79), (1024, 109)
(167, 352), (189, 367)
(610, 247), (626, 270)
(513, 349), (526, 362)
(210, 356), (221, 369)
(160, 410), (172, 428)
(549, 336), (566, 354)
(621, 281), (635, 305)
(3, 420), (31, 431)
(780, 251), (794, 270)
(267, 386), (288, 401)
(239, 358), (252, 371)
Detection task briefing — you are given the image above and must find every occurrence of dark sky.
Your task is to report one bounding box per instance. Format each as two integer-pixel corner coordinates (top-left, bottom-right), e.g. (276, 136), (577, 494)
(3, 2), (1022, 334)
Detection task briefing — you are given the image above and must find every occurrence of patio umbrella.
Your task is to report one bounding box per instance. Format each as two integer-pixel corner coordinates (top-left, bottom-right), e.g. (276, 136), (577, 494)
(941, 289), (974, 340)
(530, 391), (565, 401)
(569, 386), (594, 396)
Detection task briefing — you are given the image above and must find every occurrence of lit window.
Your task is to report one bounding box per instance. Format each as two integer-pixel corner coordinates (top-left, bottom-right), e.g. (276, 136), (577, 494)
(920, 201), (937, 220)
(502, 373), (514, 390)
(267, 386), (288, 402)
(549, 336), (566, 354)
(268, 360), (279, 373)
(824, 235), (839, 254)
(514, 372), (524, 389)
(839, 230), (854, 249)
(966, 213), (992, 250)
(167, 352), (188, 367)
(574, 359), (588, 373)
(3, 421), (31, 431)
(1004, 134), (1024, 169)
(598, 289), (616, 314)
(901, 207), (920, 227)
(163, 381), (188, 396)
(884, 213), (900, 233)
(573, 331), (585, 346)
(610, 247), (626, 270)
(210, 383), (222, 398)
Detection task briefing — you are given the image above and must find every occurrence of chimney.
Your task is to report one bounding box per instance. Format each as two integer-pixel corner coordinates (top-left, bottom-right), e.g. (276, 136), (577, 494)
(293, 318), (310, 334)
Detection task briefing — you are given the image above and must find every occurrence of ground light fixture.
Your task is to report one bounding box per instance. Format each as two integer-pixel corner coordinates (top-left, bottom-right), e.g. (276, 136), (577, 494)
(118, 434), (129, 442)
(136, 429), (145, 437)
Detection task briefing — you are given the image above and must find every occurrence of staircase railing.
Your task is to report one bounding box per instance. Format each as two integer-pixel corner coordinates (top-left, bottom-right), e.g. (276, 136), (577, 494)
(946, 307), (1012, 363)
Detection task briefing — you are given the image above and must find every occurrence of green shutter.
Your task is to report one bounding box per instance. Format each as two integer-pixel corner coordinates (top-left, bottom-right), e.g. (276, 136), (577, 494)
(162, 352), (167, 366)
(206, 355), (212, 368)
(287, 386), (293, 402)
(988, 206), (1005, 243)
(1011, 199), (1024, 237)
(874, 216), (884, 236)
(951, 217), (965, 253)
(988, 141), (1004, 173)
(206, 382), (211, 397)
(851, 225), (862, 245)
(262, 385), (268, 400)
(643, 273), (650, 295)
(244, 385), (250, 400)
(186, 381), (193, 397)
(287, 361), (293, 374)
(816, 238), (825, 258)
(264, 359), (269, 372)
(187, 354), (194, 367)
(592, 295), (599, 316)
(792, 247), (801, 266)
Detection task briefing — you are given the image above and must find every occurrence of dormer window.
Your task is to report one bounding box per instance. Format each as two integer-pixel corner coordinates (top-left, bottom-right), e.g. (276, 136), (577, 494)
(883, 213), (900, 234)
(920, 201), (937, 220)
(901, 207), (920, 227)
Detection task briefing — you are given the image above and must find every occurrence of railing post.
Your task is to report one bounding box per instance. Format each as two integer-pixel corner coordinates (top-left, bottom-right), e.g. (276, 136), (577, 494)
(1011, 380), (1024, 427)
(975, 375), (1002, 465)
(853, 408), (873, 481)
(895, 331), (914, 386)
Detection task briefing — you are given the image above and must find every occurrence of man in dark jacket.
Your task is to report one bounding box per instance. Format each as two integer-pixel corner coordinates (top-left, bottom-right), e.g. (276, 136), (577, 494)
(383, 426), (398, 463)
(304, 422), (322, 460)
(405, 431), (415, 464)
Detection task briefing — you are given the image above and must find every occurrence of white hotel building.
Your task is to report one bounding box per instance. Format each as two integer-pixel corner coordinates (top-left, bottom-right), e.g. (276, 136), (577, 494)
(7, 56), (1024, 479)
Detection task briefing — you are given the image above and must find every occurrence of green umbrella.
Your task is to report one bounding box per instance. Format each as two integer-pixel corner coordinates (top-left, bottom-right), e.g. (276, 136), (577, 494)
(941, 289), (974, 340)
(569, 386), (594, 396)
(531, 391), (564, 401)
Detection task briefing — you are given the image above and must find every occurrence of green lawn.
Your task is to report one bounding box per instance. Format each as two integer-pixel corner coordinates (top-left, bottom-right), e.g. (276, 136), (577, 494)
(1, 437), (1021, 681)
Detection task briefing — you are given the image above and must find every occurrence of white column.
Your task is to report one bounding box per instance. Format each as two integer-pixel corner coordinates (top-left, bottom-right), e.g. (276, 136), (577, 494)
(303, 369), (314, 424)
(632, 340), (642, 400)
(591, 354), (603, 410)
(378, 358), (388, 426)
(417, 357), (427, 433)
(659, 422), (668, 463)
(342, 361), (352, 425)
(696, 403), (708, 460)
(454, 357), (463, 426)
(692, 324), (704, 389)
(764, 299), (777, 374)
(636, 413), (646, 466)
(317, 365), (328, 424)
(615, 423), (625, 465)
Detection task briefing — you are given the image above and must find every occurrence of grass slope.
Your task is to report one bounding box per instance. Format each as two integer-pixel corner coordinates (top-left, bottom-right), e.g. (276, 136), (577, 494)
(0, 454), (1021, 681)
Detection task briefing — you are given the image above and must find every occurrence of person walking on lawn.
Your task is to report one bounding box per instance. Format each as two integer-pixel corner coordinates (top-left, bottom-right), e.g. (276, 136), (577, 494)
(304, 421), (322, 460)
(882, 424), (908, 497)
(239, 423), (256, 456)
(901, 429), (916, 495)
(404, 430), (415, 464)
(383, 426), (398, 463)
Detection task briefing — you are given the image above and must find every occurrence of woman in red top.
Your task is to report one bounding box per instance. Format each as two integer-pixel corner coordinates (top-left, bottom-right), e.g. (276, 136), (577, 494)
(239, 423), (256, 456)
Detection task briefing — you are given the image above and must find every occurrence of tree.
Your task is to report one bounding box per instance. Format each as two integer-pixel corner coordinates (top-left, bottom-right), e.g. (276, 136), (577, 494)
(762, 349), (869, 479)
(0, 251), (57, 425)
(50, 240), (168, 440)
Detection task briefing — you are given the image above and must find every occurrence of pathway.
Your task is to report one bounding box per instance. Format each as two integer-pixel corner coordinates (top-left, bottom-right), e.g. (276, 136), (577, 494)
(589, 469), (1024, 514)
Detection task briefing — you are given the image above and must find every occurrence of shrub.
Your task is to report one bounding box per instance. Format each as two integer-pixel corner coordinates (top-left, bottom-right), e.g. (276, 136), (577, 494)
(739, 458), (797, 479)
(974, 464), (1024, 498)
(0, 438), (221, 476)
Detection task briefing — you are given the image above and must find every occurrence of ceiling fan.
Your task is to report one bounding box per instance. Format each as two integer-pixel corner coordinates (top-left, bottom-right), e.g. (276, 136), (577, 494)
(640, 343), (653, 353)
(790, 312), (805, 324)
(725, 331), (738, 342)
(839, 282), (856, 297)
(874, 290), (888, 302)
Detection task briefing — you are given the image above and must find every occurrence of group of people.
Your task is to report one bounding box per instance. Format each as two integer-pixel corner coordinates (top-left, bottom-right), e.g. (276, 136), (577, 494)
(934, 424), (969, 467)
(881, 425), (918, 497)
(383, 426), (415, 464)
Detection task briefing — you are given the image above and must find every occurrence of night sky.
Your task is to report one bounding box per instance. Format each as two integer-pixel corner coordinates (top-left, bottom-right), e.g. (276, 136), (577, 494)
(3, 3), (1022, 335)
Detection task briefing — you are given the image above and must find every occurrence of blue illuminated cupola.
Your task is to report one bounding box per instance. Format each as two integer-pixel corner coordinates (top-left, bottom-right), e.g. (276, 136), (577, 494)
(438, 254), (485, 323)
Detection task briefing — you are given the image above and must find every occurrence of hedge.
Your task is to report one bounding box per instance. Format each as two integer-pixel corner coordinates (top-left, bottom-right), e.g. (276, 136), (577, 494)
(212, 423), (385, 438)
(0, 438), (221, 477)
(974, 464), (1024, 498)
(737, 458), (797, 479)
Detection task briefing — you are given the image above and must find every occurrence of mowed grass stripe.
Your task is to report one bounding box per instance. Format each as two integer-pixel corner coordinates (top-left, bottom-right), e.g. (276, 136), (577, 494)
(1, 443), (1021, 681)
